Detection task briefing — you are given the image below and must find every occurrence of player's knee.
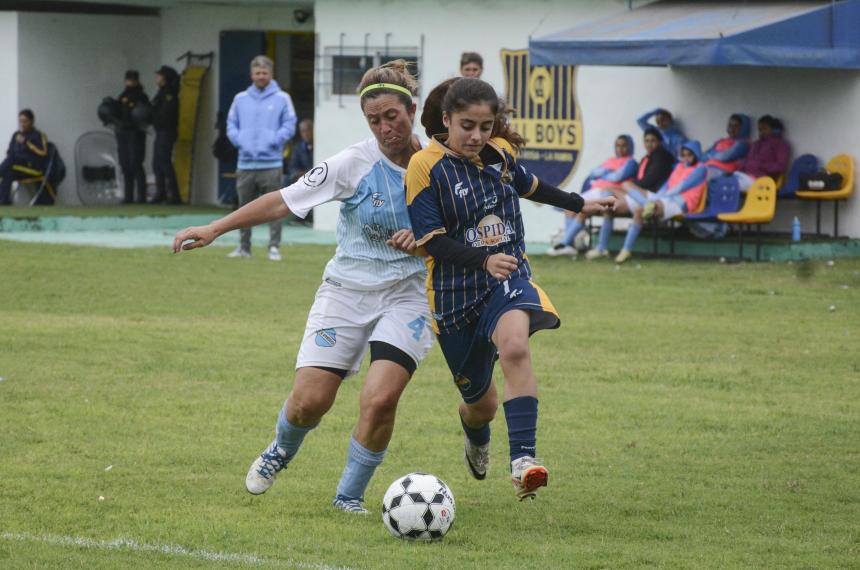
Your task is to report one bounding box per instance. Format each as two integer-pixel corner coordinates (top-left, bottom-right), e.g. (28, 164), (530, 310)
(361, 391), (400, 424)
(289, 392), (332, 424)
(497, 336), (531, 367)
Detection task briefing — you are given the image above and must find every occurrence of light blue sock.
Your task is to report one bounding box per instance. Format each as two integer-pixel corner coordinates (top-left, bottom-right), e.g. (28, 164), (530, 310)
(275, 404), (317, 458)
(335, 436), (387, 501)
(597, 217), (614, 252)
(623, 222), (642, 252)
(562, 218), (584, 246)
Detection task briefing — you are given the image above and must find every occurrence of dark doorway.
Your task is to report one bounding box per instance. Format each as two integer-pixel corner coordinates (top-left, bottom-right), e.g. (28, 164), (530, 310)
(217, 30), (315, 205)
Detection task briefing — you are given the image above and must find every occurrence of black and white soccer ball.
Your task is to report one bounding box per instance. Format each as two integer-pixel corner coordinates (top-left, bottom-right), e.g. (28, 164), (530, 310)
(382, 473), (455, 541)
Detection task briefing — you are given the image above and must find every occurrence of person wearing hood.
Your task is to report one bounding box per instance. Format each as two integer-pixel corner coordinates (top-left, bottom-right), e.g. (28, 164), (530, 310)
(637, 107), (687, 158)
(226, 55), (297, 260)
(151, 65), (181, 204)
(116, 70), (151, 204)
(705, 113), (751, 178)
(733, 115), (791, 191)
(607, 140), (707, 264)
(547, 134), (637, 257)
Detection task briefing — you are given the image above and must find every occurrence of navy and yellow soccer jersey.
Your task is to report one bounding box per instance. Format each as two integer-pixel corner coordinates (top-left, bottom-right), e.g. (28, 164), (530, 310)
(406, 137), (539, 334)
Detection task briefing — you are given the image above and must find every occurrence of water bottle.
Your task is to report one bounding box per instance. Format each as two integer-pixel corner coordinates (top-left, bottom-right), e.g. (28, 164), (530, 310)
(791, 216), (801, 242)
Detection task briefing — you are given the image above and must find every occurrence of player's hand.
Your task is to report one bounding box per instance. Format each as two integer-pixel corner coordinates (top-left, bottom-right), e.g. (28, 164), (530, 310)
(386, 229), (417, 253)
(173, 224), (218, 253)
(581, 197), (615, 216)
(15, 134), (24, 144)
(485, 253), (519, 280)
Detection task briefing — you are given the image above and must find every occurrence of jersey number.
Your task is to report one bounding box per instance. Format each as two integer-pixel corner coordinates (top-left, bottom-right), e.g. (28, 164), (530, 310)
(407, 316), (426, 341)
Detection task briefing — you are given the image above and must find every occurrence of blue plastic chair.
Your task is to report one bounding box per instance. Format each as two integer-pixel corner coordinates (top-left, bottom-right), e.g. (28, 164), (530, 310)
(685, 176), (741, 222)
(778, 154), (819, 198)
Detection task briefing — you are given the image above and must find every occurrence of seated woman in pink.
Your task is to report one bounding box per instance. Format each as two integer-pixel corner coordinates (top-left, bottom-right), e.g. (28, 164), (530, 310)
(549, 135), (636, 257)
(733, 115), (791, 191)
(705, 113), (751, 178)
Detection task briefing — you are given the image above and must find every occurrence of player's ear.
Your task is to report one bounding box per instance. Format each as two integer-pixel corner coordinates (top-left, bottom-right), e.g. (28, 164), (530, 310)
(407, 102), (417, 122)
(442, 111), (450, 129)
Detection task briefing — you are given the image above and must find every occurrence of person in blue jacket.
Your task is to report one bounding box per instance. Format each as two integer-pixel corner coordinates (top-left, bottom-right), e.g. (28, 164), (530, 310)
(0, 109), (49, 205)
(637, 108), (687, 158)
(227, 55), (297, 261)
(704, 113), (751, 179)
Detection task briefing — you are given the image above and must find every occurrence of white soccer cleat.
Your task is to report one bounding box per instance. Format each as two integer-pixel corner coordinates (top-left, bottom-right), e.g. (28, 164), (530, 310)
(546, 244), (577, 258)
(511, 456), (548, 501)
(268, 246), (282, 261)
(332, 495), (369, 514)
(463, 436), (490, 480)
(227, 247), (251, 258)
(584, 249), (610, 261)
(615, 249), (633, 264)
(245, 441), (289, 495)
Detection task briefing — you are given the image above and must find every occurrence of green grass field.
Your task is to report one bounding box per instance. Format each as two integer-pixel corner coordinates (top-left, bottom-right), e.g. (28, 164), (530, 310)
(1, 242), (858, 569)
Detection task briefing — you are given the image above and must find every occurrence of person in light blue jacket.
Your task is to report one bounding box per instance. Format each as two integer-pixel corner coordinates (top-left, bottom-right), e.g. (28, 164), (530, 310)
(227, 55), (297, 260)
(637, 108), (687, 159)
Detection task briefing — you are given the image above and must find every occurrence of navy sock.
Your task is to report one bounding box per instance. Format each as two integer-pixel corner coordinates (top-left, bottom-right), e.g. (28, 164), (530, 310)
(460, 414), (491, 447)
(503, 396), (538, 462)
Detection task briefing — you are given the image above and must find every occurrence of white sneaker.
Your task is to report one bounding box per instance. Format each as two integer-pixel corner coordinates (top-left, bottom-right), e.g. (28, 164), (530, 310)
(227, 247), (251, 258)
(584, 249), (610, 261)
(245, 441), (290, 495)
(511, 456), (548, 501)
(268, 246), (282, 261)
(332, 495), (369, 514)
(615, 249), (633, 264)
(546, 244), (577, 258)
(464, 436), (490, 480)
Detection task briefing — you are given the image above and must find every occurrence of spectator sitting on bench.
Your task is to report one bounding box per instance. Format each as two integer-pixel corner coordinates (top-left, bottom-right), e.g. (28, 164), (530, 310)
(705, 113), (751, 179)
(733, 115), (790, 191)
(548, 134), (637, 257)
(637, 107), (687, 158)
(0, 109), (50, 205)
(599, 140), (707, 265)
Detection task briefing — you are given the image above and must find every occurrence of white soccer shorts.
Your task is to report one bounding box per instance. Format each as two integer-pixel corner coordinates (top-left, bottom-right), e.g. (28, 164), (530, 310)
(295, 273), (435, 376)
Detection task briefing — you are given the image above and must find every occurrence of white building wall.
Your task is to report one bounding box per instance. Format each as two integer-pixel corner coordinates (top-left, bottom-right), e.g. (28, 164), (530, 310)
(0, 12), (19, 146)
(159, 4), (313, 205)
(16, 12), (160, 205)
(313, 0), (860, 239)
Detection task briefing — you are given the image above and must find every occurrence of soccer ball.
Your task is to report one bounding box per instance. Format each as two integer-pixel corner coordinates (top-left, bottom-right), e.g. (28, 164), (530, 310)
(573, 228), (591, 252)
(382, 473), (455, 541)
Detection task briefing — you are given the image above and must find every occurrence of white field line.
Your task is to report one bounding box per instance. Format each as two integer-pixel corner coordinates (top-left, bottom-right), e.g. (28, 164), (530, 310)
(1, 531), (359, 570)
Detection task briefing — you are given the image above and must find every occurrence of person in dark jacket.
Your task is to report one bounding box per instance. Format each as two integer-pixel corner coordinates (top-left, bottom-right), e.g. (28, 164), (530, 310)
(116, 70), (150, 204)
(150, 65), (180, 204)
(285, 118), (313, 184)
(621, 127), (676, 198)
(0, 109), (49, 205)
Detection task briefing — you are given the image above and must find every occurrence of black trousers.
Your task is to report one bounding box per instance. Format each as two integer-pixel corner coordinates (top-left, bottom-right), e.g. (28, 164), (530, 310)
(116, 129), (147, 203)
(152, 130), (179, 202)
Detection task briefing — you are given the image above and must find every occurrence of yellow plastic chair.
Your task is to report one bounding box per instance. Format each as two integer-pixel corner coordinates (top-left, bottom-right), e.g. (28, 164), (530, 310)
(795, 154), (854, 237)
(718, 176), (777, 260)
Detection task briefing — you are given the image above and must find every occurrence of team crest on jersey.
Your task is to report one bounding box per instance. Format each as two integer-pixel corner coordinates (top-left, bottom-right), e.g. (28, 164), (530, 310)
(501, 49), (581, 188)
(371, 192), (385, 207)
(314, 328), (337, 347)
(466, 214), (514, 248)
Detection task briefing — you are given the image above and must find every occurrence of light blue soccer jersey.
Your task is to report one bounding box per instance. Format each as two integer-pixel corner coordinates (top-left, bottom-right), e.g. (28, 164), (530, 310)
(280, 138), (426, 290)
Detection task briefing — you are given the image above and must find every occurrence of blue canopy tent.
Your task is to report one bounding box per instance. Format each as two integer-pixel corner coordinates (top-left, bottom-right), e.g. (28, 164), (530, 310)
(529, 0), (860, 69)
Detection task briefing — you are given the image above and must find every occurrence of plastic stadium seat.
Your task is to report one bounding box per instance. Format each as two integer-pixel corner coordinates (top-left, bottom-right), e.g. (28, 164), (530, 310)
(778, 154), (819, 198)
(685, 176), (741, 222)
(795, 154), (854, 236)
(718, 176), (777, 260)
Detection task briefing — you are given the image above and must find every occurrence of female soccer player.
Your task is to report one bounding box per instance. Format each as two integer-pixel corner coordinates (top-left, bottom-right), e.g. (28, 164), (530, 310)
(173, 61), (433, 514)
(406, 78), (613, 500)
